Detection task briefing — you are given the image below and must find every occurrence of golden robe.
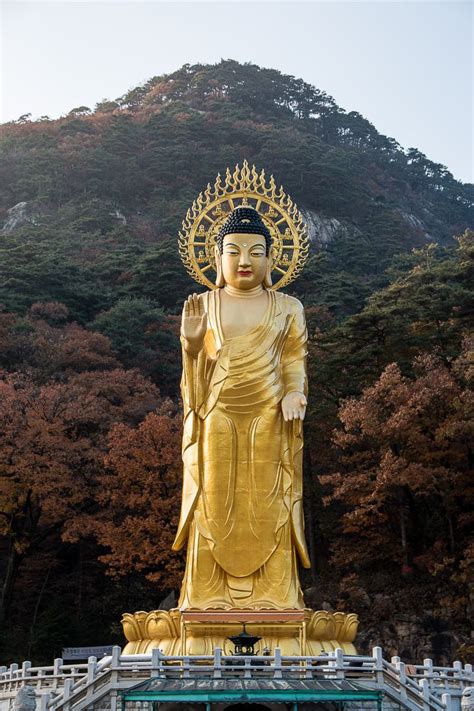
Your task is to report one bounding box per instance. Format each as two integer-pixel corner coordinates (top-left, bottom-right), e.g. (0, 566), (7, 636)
(173, 289), (311, 609)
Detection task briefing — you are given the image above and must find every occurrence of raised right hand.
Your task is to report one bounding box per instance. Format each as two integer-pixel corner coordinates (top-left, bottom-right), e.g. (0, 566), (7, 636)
(181, 294), (207, 352)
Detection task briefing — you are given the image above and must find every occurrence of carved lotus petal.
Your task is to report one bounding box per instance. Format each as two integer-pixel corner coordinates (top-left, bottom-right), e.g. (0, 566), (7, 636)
(338, 613), (359, 642)
(307, 611), (335, 640)
(333, 611), (346, 640)
(121, 611), (147, 641)
(145, 610), (178, 640)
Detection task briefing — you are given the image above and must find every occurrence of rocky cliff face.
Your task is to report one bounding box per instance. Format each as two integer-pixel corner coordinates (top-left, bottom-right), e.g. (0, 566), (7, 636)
(302, 209), (362, 247)
(2, 202), (40, 233)
(304, 583), (470, 665)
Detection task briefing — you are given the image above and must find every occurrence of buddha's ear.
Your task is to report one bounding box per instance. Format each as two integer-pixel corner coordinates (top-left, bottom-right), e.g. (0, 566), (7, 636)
(264, 250), (273, 289)
(214, 246), (225, 287)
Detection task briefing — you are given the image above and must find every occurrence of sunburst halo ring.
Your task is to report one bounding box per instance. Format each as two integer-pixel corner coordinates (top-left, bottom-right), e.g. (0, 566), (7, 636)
(178, 161), (310, 291)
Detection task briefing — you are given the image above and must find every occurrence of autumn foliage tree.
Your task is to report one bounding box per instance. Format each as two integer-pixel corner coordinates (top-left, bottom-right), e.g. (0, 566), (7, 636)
(321, 339), (473, 618)
(0, 304), (168, 655)
(68, 404), (183, 589)
(0, 367), (162, 623)
(0, 302), (118, 381)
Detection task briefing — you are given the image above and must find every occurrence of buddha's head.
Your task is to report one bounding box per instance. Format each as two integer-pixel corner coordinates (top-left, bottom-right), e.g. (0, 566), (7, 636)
(215, 207), (273, 290)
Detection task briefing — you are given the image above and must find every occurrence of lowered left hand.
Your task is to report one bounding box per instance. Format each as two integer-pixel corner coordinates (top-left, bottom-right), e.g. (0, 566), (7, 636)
(281, 391), (307, 421)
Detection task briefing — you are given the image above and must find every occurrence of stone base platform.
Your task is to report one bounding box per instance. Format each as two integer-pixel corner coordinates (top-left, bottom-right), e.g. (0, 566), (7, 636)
(121, 608), (358, 655)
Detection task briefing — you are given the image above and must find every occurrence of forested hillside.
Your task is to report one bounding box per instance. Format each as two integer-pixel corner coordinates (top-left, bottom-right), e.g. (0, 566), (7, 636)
(0, 60), (472, 665)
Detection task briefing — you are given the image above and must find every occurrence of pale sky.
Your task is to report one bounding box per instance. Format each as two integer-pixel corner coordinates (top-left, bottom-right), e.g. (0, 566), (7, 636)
(1, 0), (473, 183)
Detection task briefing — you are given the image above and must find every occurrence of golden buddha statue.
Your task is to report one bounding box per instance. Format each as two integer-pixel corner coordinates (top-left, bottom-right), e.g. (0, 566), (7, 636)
(121, 162), (358, 655)
(173, 206), (311, 610)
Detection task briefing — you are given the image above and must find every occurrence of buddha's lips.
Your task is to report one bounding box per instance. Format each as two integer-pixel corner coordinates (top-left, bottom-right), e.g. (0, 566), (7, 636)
(237, 271), (253, 276)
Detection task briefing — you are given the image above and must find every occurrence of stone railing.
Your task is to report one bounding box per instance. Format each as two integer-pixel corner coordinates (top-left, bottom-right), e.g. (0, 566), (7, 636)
(0, 647), (472, 711)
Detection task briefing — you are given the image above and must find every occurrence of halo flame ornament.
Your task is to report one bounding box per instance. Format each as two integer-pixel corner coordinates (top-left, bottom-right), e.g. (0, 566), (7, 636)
(178, 160), (310, 291)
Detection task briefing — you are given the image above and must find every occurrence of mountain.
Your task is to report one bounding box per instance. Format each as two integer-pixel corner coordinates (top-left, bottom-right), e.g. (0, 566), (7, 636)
(0, 59), (472, 322)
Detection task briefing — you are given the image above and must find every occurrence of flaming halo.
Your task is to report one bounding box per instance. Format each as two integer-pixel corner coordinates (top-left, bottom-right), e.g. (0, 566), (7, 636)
(178, 160), (310, 291)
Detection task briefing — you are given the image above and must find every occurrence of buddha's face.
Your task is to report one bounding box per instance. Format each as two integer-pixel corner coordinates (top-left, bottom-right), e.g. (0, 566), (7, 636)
(221, 233), (268, 290)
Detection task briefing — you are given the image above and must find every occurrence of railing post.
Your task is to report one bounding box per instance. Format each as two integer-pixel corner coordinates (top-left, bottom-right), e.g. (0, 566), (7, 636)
(83, 654), (97, 706)
(442, 692), (452, 711)
(453, 661), (462, 679)
(372, 647), (384, 686)
(151, 648), (163, 675)
(64, 678), (73, 697)
(391, 656), (401, 665)
(110, 689), (118, 711)
(21, 661), (31, 679)
(86, 656), (97, 684)
(213, 648), (222, 679)
(183, 656), (190, 678)
(39, 692), (51, 711)
(110, 646), (121, 696)
(439, 670), (449, 693)
(52, 659), (63, 690)
(10, 663), (18, 680)
(464, 663), (473, 682)
(243, 657), (252, 679)
(36, 668), (45, 691)
(424, 658), (434, 681)
(396, 660), (408, 702)
(274, 648), (282, 679)
(111, 646), (121, 668)
(418, 677), (431, 711)
(334, 648), (345, 680)
(327, 651), (335, 677)
(63, 677), (73, 710)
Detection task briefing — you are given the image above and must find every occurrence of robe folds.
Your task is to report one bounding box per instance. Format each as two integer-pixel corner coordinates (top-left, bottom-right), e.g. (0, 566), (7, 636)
(173, 288), (311, 609)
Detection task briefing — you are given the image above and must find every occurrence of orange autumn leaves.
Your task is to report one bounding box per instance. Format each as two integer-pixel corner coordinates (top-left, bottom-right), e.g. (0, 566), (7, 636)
(0, 305), (183, 625)
(68, 405), (184, 586)
(320, 340), (473, 590)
